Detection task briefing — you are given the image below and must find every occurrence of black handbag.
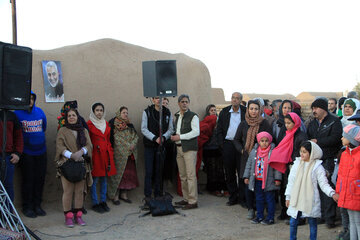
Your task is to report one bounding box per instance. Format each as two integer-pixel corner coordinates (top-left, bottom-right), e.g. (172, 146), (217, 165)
(59, 159), (86, 183)
(142, 193), (179, 217)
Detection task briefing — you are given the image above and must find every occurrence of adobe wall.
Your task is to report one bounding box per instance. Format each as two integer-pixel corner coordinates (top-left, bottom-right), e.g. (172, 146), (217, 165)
(13, 38), (212, 204)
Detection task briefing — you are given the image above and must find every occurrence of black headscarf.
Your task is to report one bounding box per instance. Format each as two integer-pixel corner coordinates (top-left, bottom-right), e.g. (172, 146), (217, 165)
(64, 108), (87, 149)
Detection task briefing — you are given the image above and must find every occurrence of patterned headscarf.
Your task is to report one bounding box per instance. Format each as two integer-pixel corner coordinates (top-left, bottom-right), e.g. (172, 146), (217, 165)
(244, 100), (264, 153)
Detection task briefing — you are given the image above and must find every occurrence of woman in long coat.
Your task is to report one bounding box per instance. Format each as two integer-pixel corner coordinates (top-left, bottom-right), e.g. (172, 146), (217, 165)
(233, 100), (272, 219)
(55, 108), (93, 227)
(108, 106), (139, 204)
(87, 103), (116, 213)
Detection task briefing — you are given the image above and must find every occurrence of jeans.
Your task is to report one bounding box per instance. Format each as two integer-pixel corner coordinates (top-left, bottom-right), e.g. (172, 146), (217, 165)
(1, 155), (15, 202)
(290, 212), (317, 240)
(144, 147), (163, 198)
(254, 180), (275, 220)
(91, 176), (107, 205)
(348, 209), (360, 240)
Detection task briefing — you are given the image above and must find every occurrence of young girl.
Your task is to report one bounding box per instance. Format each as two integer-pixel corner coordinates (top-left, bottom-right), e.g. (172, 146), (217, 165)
(87, 103), (116, 213)
(285, 141), (339, 240)
(243, 132), (281, 224)
(336, 124), (360, 240)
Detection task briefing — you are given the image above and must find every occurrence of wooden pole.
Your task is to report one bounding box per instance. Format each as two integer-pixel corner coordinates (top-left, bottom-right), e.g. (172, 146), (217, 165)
(11, 0), (17, 45)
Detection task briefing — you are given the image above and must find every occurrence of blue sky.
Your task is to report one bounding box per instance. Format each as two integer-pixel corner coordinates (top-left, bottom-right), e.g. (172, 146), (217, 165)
(1, 0), (360, 99)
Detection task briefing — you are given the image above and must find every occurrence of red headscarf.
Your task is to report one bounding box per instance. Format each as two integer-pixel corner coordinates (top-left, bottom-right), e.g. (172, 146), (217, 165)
(268, 112), (301, 173)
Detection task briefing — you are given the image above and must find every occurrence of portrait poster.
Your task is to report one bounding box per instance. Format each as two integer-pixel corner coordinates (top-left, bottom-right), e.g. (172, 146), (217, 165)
(42, 60), (65, 102)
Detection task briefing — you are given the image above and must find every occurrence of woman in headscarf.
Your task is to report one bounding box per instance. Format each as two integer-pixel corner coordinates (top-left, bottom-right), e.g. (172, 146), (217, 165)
(87, 103), (116, 214)
(203, 105), (227, 197)
(108, 106), (139, 204)
(55, 108), (93, 227)
(233, 100), (272, 219)
(340, 98), (360, 127)
(272, 100), (293, 141)
(268, 112), (307, 220)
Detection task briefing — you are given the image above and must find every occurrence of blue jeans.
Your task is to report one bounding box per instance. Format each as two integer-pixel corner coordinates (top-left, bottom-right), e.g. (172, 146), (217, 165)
(91, 177), (107, 205)
(290, 212), (317, 240)
(144, 147), (163, 198)
(1, 155), (15, 202)
(254, 180), (275, 220)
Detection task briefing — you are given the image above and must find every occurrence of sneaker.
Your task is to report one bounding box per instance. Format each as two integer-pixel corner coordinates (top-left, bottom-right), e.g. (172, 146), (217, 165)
(100, 202), (110, 212)
(75, 211), (86, 226)
(261, 219), (275, 225)
(247, 209), (255, 220)
(251, 218), (263, 224)
(92, 204), (105, 214)
(64, 212), (74, 228)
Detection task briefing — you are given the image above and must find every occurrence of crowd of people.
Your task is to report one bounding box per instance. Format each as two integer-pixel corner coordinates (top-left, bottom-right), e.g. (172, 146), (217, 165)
(0, 90), (359, 240)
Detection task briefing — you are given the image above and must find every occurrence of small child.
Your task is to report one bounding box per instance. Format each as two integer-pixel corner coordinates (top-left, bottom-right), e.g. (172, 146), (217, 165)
(285, 141), (339, 240)
(243, 131), (281, 225)
(336, 124), (360, 240)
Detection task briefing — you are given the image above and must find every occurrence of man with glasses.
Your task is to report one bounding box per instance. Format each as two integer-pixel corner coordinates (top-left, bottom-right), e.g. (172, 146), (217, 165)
(171, 94), (200, 210)
(216, 92), (247, 207)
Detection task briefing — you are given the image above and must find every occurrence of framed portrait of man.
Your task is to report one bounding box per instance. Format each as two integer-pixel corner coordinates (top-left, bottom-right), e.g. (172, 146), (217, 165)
(42, 60), (64, 102)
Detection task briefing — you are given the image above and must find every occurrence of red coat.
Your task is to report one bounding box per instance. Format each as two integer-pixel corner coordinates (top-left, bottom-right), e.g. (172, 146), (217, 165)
(336, 146), (360, 211)
(87, 120), (116, 177)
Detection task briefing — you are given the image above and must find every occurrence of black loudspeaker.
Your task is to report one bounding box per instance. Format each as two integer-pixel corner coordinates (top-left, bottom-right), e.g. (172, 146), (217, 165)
(0, 42), (32, 110)
(142, 60), (177, 97)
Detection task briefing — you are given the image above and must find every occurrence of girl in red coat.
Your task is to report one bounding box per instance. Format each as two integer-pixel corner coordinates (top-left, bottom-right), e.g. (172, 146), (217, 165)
(87, 103), (116, 213)
(337, 124), (360, 240)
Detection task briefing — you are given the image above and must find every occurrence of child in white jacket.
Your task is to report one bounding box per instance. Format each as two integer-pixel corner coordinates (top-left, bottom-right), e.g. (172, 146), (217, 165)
(285, 141), (339, 240)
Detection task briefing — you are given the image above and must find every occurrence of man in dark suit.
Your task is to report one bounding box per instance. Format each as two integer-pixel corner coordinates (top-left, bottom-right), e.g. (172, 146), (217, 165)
(216, 92), (246, 206)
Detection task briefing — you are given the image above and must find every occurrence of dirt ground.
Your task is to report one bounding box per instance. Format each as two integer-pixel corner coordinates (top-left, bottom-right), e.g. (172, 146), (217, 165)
(19, 182), (342, 240)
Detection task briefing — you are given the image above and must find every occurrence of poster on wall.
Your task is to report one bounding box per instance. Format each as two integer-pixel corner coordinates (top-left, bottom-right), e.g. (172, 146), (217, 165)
(42, 60), (64, 102)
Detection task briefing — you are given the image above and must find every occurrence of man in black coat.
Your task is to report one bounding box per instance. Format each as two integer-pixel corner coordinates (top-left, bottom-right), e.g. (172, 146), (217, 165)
(307, 98), (342, 228)
(216, 92), (246, 206)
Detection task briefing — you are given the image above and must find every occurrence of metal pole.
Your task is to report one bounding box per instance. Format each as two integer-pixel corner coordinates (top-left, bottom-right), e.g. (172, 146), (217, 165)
(11, 0), (17, 45)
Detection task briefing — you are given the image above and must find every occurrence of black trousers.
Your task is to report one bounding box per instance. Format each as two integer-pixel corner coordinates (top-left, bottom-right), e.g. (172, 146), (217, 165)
(20, 152), (47, 210)
(318, 158), (336, 223)
(222, 140), (244, 203)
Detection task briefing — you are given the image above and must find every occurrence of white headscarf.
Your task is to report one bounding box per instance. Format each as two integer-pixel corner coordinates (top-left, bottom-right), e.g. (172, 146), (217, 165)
(89, 103), (106, 134)
(341, 98), (360, 128)
(290, 141), (323, 215)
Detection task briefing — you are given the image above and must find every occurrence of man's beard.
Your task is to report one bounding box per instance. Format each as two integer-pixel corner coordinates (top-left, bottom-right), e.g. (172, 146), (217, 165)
(49, 78), (58, 87)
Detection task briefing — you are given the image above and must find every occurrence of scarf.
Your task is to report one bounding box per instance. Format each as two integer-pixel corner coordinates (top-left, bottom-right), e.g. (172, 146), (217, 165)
(290, 141), (322, 215)
(269, 112), (301, 173)
(256, 132), (273, 189)
(114, 108), (130, 132)
(244, 108), (263, 153)
(65, 121), (87, 149)
(341, 98), (360, 127)
(89, 104), (106, 134)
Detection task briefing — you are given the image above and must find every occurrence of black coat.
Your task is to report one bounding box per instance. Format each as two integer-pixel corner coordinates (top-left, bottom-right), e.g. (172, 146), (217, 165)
(307, 113), (342, 160)
(216, 105), (246, 146)
(233, 118), (272, 178)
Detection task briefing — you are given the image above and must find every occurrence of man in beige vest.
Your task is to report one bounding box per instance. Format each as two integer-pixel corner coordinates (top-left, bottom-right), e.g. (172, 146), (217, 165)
(171, 94), (200, 210)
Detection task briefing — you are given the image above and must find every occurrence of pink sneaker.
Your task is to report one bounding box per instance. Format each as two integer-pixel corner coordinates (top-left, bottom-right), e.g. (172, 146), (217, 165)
(64, 212), (74, 228)
(75, 211), (86, 226)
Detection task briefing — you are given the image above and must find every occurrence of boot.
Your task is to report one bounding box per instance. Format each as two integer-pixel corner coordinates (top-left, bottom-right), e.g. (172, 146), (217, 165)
(64, 212), (74, 228)
(75, 210), (86, 226)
